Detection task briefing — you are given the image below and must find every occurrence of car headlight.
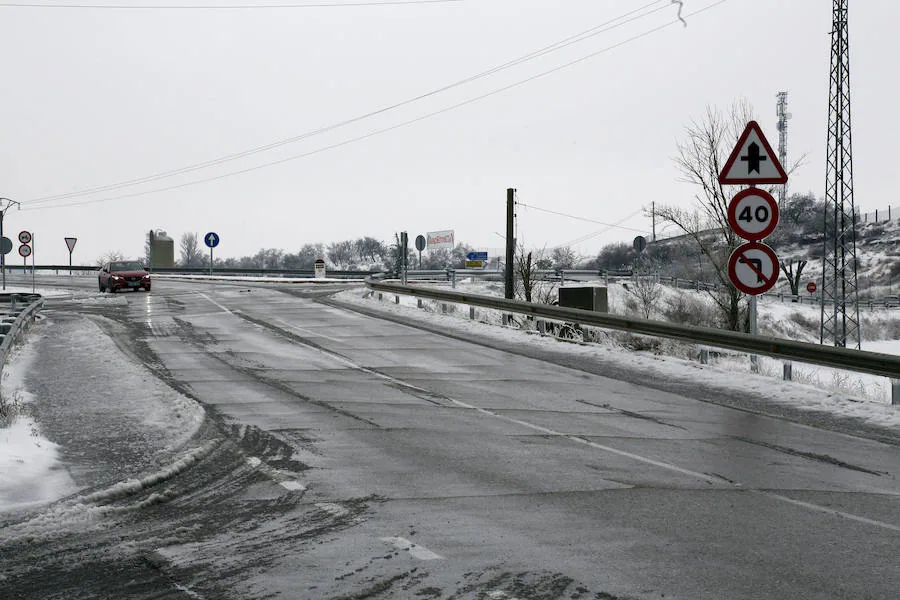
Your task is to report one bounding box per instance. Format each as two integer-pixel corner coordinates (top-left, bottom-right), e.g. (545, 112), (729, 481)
(111, 275), (123, 280)
(142, 275), (150, 280)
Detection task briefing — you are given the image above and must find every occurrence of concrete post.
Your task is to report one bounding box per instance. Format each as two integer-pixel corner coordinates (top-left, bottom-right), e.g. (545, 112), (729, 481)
(469, 306), (475, 320)
(783, 361), (792, 381)
(417, 298), (422, 309)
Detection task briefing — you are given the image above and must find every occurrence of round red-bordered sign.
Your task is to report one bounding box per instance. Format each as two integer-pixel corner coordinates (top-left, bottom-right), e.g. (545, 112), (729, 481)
(727, 242), (779, 295)
(806, 281), (817, 294)
(18, 244), (32, 258)
(18, 230), (31, 245)
(727, 188), (779, 241)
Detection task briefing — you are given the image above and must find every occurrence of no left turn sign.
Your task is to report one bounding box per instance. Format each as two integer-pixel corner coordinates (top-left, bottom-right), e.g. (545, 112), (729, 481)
(727, 242), (779, 295)
(727, 188), (779, 241)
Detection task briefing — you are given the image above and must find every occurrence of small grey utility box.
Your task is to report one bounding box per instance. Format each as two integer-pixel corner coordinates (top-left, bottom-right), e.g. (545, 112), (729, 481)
(558, 286), (608, 313)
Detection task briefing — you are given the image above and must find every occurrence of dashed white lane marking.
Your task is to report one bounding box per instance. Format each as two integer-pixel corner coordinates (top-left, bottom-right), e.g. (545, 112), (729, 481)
(194, 291), (900, 534)
(274, 317), (344, 344)
(315, 502), (348, 518)
(381, 536), (443, 561)
(196, 292), (233, 315)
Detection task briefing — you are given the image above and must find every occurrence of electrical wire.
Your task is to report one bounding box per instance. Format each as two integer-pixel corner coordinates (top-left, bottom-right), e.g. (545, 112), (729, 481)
(555, 208), (647, 247)
(0, 0), (461, 9)
(517, 201), (648, 235)
(24, 0), (669, 206)
(24, 0), (731, 212)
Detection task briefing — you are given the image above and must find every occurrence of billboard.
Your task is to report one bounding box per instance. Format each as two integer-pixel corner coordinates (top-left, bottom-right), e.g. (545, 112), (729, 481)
(426, 230), (454, 249)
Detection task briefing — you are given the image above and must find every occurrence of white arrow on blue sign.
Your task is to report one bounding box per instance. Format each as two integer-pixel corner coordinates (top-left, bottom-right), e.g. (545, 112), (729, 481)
(466, 251), (488, 261)
(204, 232), (220, 248)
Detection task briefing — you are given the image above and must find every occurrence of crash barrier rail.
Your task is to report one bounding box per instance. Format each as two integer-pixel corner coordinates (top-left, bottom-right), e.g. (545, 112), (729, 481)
(0, 265), (380, 278)
(365, 280), (900, 404)
(0, 293), (43, 377)
(423, 269), (900, 309)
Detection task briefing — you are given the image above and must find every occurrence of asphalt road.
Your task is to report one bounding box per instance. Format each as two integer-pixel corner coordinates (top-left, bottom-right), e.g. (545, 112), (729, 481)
(1, 275), (898, 600)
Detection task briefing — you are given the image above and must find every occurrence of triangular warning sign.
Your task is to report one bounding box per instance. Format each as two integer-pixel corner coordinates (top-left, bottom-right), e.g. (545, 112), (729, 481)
(65, 237), (77, 252)
(718, 121), (787, 185)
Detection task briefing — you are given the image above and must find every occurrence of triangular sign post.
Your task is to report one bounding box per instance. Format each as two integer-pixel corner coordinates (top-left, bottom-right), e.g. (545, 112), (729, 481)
(65, 237), (77, 253)
(718, 121), (787, 185)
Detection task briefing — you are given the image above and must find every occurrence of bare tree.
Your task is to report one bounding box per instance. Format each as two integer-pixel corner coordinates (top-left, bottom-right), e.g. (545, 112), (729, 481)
(779, 258), (809, 301)
(327, 240), (356, 269)
(96, 251), (125, 267)
(515, 244), (548, 303)
(626, 258), (663, 319)
(179, 232), (204, 267)
(551, 246), (577, 269)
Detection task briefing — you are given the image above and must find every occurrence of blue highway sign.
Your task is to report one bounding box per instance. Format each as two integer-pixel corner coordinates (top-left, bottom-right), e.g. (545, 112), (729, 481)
(466, 251), (488, 261)
(204, 232), (220, 248)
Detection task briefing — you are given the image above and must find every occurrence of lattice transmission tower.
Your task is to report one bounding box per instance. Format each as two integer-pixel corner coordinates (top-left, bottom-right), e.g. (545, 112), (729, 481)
(820, 0), (861, 349)
(775, 91), (791, 207)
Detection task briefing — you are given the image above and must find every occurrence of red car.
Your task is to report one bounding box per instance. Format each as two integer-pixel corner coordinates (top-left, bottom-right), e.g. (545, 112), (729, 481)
(99, 260), (151, 293)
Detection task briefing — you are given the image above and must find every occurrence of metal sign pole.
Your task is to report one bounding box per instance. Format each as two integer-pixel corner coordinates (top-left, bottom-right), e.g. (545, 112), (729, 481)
(750, 295), (758, 373)
(210, 247), (213, 276)
(69, 250), (72, 276)
(1, 211), (5, 291)
(31, 233), (35, 294)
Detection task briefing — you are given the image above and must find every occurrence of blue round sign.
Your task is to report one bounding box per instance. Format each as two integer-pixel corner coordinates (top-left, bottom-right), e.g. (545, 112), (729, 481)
(204, 232), (220, 248)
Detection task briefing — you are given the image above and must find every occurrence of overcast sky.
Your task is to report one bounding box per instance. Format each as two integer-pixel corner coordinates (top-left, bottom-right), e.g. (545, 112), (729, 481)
(2, 0), (898, 265)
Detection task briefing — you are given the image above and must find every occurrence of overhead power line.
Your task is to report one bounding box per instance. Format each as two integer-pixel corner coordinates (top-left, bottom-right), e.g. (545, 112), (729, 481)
(0, 0), (461, 9)
(24, 0), (730, 212)
(517, 202), (647, 235)
(24, 0), (669, 206)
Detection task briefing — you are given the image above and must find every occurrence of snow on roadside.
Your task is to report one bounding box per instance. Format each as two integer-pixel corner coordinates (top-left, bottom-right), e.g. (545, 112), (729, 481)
(335, 287), (900, 430)
(0, 335), (77, 512)
(0, 316), (207, 515)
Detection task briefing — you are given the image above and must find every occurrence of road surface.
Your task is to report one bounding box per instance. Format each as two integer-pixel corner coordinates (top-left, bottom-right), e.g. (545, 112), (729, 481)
(1, 275), (898, 599)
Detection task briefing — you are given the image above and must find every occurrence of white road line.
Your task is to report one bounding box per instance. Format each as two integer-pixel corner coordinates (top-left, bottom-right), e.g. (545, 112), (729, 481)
(196, 292), (232, 315)
(754, 490), (900, 533)
(274, 318), (344, 344)
(380, 536), (443, 560)
(210, 300), (900, 533)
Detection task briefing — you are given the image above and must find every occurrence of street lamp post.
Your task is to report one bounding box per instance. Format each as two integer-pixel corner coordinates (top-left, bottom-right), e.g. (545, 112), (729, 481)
(0, 198), (21, 291)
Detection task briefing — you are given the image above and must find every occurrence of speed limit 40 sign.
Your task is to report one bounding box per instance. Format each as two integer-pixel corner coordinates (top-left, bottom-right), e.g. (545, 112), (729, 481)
(727, 188), (779, 241)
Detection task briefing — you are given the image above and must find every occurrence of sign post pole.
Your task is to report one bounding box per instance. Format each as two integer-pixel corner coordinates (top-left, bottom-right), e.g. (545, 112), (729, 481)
(65, 237), (77, 276)
(204, 232), (219, 277)
(719, 121), (787, 374)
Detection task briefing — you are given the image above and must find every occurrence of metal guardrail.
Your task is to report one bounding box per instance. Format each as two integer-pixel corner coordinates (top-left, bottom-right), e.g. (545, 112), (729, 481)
(366, 280), (900, 383)
(0, 293), (43, 377)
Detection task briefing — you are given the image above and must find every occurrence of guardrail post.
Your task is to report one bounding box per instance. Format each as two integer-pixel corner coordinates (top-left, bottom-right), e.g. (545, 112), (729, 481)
(469, 306), (475, 320)
(674, 278), (679, 289)
(451, 269), (456, 288)
(892, 380), (900, 405)
(10, 295), (16, 312)
(417, 298), (423, 309)
(700, 347), (709, 365)
(395, 295), (399, 304)
(378, 293), (383, 301)
(441, 303), (447, 314)
(783, 361), (792, 381)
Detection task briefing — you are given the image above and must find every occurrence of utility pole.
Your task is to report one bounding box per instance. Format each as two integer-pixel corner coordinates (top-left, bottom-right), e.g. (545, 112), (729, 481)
(776, 91), (791, 208)
(651, 201), (656, 242)
(0, 198), (21, 291)
(505, 188), (516, 299)
(820, 0), (861, 349)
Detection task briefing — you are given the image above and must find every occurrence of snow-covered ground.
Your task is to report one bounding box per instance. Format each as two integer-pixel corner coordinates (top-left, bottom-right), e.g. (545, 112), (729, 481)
(0, 312), (206, 514)
(337, 278), (900, 428)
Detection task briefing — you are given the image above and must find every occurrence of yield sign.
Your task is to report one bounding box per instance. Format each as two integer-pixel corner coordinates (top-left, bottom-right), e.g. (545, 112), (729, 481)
(728, 242), (779, 295)
(718, 121), (787, 185)
(65, 237), (77, 253)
